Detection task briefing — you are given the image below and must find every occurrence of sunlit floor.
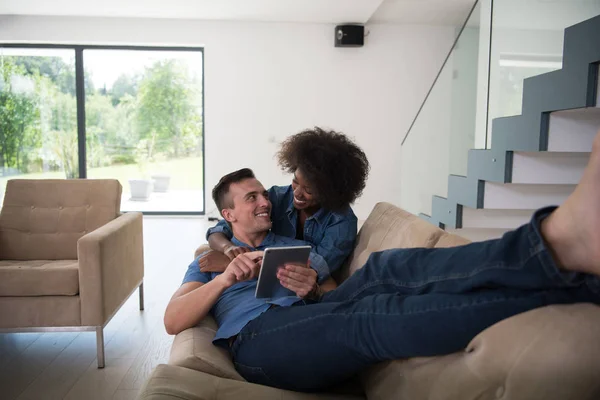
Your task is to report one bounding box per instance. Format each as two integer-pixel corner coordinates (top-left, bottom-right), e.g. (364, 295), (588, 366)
(121, 190), (204, 213)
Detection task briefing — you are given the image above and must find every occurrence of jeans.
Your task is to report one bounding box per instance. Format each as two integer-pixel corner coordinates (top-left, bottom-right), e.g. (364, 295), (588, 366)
(230, 207), (600, 392)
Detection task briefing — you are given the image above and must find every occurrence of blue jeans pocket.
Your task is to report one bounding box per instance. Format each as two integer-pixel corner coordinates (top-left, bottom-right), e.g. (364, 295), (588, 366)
(234, 361), (276, 387)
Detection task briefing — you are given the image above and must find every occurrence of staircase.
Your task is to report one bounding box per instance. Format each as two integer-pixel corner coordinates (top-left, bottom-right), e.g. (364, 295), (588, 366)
(422, 15), (600, 241)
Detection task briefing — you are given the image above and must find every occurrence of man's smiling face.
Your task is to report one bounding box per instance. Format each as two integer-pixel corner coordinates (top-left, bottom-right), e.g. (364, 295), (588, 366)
(223, 178), (272, 235)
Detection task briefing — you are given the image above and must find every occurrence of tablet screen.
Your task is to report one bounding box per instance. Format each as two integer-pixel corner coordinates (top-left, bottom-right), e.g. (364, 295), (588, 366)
(255, 245), (312, 299)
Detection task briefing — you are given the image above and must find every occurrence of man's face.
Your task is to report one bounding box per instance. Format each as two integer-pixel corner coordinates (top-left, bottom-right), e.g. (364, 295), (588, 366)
(224, 178), (272, 234)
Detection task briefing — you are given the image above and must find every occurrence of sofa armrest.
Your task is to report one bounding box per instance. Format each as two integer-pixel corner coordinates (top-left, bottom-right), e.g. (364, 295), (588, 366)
(78, 212), (144, 326)
(362, 303), (600, 400)
(194, 244), (210, 259)
(169, 315), (244, 381)
(137, 364), (363, 400)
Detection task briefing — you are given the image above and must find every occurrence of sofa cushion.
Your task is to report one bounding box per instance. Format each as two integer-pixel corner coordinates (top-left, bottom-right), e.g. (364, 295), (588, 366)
(0, 260), (79, 296)
(434, 232), (471, 248)
(138, 364), (364, 400)
(361, 303), (600, 400)
(0, 295), (81, 328)
(337, 202), (444, 281)
(0, 179), (122, 260)
(169, 316), (245, 381)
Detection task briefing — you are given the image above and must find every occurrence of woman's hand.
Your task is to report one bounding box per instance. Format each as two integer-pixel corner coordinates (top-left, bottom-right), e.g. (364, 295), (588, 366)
(223, 245), (251, 261)
(199, 250), (231, 273)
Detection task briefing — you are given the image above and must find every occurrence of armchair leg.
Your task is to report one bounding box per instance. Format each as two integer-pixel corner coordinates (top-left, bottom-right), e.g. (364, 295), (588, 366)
(96, 326), (105, 368)
(139, 281), (145, 311)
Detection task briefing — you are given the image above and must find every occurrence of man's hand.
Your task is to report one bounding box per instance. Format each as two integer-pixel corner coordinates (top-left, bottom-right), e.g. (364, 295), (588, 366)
(223, 245), (251, 261)
(277, 262), (318, 299)
(199, 250), (230, 273)
(216, 251), (264, 288)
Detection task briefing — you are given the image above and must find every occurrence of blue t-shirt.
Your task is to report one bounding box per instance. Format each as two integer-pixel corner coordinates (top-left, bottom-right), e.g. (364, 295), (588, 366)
(206, 184), (357, 273)
(182, 232), (328, 343)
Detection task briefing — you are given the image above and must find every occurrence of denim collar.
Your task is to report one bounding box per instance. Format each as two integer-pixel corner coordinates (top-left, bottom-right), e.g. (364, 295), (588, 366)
(285, 201), (328, 225)
(231, 231), (276, 250)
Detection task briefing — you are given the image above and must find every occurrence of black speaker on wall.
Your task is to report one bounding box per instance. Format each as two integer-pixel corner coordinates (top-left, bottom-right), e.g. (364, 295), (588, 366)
(335, 25), (364, 47)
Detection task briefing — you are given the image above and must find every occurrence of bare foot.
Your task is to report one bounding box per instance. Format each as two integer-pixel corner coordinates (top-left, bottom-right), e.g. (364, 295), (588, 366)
(541, 129), (600, 275)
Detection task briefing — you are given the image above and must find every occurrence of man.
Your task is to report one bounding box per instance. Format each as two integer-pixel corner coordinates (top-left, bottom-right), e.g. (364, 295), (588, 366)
(165, 168), (331, 344)
(165, 131), (600, 392)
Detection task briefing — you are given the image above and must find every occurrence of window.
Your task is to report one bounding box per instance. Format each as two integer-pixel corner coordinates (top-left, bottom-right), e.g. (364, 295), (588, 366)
(0, 45), (204, 214)
(0, 48), (78, 188)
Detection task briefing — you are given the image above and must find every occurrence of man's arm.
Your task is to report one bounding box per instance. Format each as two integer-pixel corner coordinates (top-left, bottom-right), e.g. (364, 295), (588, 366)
(164, 279), (228, 335)
(164, 251), (264, 335)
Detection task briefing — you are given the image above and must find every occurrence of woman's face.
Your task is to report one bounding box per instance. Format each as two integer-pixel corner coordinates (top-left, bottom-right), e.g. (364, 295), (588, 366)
(291, 169), (319, 211)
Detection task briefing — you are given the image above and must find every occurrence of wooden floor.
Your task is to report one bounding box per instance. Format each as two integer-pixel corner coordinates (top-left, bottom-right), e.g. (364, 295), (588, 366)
(0, 216), (213, 400)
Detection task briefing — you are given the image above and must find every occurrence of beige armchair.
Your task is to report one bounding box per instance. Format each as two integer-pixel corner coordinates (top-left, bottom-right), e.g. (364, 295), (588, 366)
(0, 179), (144, 368)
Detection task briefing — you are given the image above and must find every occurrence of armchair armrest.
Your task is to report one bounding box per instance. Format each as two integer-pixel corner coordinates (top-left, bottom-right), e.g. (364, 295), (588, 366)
(78, 212), (144, 326)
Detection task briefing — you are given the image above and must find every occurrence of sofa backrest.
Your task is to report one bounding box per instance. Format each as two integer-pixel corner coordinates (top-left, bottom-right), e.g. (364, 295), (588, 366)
(337, 202), (452, 282)
(341, 202), (473, 398)
(0, 179), (122, 260)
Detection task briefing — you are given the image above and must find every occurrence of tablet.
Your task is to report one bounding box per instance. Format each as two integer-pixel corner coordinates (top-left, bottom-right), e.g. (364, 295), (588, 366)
(255, 245), (312, 299)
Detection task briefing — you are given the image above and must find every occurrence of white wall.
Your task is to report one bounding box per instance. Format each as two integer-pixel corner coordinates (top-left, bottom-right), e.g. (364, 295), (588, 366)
(0, 15), (454, 219)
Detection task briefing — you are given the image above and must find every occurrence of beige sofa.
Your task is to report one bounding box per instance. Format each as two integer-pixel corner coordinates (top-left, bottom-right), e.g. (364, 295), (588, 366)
(138, 202), (600, 399)
(0, 179), (145, 368)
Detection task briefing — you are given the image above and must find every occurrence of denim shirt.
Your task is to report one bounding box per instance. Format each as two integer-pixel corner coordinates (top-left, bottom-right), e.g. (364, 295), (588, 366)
(182, 232), (328, 343)
(206, 185), (358, 274)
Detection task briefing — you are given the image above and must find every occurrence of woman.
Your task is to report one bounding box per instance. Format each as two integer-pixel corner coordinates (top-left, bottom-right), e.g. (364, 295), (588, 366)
(199, 127), (370, 278)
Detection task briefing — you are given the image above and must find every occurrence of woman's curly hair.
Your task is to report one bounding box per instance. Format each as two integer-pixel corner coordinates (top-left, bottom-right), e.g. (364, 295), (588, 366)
(276, 127), (370, 212)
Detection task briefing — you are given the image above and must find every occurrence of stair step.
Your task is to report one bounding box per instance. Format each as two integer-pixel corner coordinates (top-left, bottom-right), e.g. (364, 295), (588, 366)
(483, 183), (574, 209)
(512, 152), (589, 184)
(447, 175), (482, 209)
(461, 208), (534, 229)
(463, 109), (595, 187)
(467, 149), (511, 183)
(446, 228), (511, 242)
(563, 15), (600, 73)
(548, 107), (600, 152)
(418, 213), (436, 226)
(490, 106), (598, 154)
(522, 69), (590, 114)
(432, 196), (460, 229)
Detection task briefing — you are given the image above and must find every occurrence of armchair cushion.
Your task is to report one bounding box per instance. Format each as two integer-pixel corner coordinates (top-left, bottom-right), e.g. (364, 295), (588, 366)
(0, 296), (81, 328)
(0, 179), (122, 260)
(0, 260), (78, 296)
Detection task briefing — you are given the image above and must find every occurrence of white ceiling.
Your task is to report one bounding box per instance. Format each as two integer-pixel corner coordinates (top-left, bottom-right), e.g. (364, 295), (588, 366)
(0, 0), (382, 24)
(370, 0), (476, 25)
(0, 0), (476, 25)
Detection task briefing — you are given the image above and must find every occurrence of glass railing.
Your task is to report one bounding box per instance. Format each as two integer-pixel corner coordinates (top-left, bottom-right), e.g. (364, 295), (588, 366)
(487, 0), (600, 147)
(400, 0), (486, 216)
(400, 0), (600, 217)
